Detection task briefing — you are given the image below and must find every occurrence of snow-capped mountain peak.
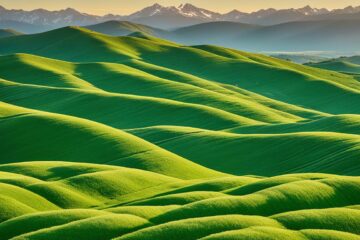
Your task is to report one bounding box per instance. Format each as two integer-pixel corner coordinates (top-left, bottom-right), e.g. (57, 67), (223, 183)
(128, 3), (175, 18)
(176, 3), (221, 19)
(128, 3), (221, 20)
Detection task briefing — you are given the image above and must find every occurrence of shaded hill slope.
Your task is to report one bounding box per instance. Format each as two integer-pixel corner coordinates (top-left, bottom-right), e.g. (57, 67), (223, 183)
(0, 29), (22, 38)
(0, 26), (177, 62)
(0, 102), (223, 179)
(127, 122), (360, 176)
(307, 57), (360, 75)
(84, 21), (168, 37)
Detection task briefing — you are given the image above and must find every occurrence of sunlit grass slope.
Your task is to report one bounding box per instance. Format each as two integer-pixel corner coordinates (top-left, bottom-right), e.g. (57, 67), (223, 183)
(0, 165), (358, 240)
(0, 27), (359, 239)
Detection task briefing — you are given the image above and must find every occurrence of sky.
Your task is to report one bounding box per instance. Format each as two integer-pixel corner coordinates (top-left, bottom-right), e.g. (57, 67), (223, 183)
(1, 0), (360, 15)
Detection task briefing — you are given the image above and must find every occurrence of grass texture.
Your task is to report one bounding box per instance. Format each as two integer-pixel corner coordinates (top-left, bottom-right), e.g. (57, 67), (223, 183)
(0, 27), (359, 239)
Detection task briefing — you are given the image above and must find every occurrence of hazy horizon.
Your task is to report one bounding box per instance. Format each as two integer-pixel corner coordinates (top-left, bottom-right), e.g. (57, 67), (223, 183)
(1, 0), (360, 15)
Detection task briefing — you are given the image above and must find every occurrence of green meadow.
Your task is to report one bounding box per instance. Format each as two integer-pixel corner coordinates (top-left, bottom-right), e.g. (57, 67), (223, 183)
(0, 27), (359, 239)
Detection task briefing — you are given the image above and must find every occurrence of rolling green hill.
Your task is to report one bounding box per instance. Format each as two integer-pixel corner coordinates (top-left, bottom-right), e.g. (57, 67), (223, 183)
(344, 56), (360, 65)
(270, 53), (329, 64)
(0, 27), (359, 239)
(0, 165), (358, 240)
(0, 28), (22, 38)
(1, 27), (359, 115)
(307, 57), (360, 75)
(84, 21), (168, 37)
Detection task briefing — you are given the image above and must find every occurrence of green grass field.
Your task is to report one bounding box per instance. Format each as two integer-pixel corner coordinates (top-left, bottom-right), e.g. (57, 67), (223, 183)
(0, 27), (359, 239)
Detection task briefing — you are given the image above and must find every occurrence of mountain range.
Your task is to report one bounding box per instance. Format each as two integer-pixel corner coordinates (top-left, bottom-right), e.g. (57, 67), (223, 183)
(1, 3), (360, 32)
(81, 19), (360, 52)
(170, 20), (360, 52)
(2, 18), (359, 53)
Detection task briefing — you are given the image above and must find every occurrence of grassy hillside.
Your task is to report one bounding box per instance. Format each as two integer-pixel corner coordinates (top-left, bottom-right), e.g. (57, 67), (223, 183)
(270, 53), (329, 64)
(127, 124), (360, 176)
(0, 166), (358, 239)
(0, 102), (222, 179)
(0, 28), (359, 116)
(0, 27), (359, 239)
(344, 56), (360, 65)
(307, 57), (360, 75)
